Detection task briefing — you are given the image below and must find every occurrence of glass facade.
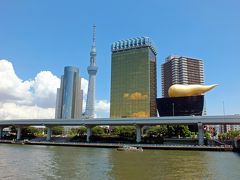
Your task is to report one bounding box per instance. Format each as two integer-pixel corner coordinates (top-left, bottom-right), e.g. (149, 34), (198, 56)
(62, 66), (80, 119)
(110, 45), (157, 118)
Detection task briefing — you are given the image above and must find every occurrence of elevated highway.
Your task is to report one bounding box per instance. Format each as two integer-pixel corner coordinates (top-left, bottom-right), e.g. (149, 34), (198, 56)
(1, 115), (240, 145)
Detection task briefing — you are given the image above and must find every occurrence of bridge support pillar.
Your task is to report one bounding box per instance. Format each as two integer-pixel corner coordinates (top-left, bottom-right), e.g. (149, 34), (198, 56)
(0, 127), (3, 139)
(136, 125), (142, 143)
(86, 126), (92, 142)
(17, 127), (22, 140)
(46, 127), (52, 141)
(198, 123), (204, 145)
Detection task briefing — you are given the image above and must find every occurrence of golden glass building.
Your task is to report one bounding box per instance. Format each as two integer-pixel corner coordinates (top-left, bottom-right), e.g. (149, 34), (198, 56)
(110, 37), (157, 118)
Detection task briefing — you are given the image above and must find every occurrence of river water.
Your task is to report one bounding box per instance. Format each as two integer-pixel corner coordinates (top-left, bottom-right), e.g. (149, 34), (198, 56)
(0, 144), (240, 180)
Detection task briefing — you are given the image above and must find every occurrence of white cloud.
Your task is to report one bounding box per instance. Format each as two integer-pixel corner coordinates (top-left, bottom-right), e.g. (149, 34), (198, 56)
(81, 78), (88, 97)
(95, 100), (110, 118)
(96, 100), (110, 112)
(0, 60), (33, 104)
(0, 103), (55, 119)
(32, 71), (60, 108)
(0, 59), (110, 119)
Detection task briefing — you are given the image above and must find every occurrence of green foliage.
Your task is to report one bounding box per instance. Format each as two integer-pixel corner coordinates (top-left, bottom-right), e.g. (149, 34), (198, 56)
(110, 126), (136, 137)
(21, 127), (43, 138)
(51, 126), (64, 135)
(67, 128), (79, 137)
(166, 125), (191, 138)
(77, 127), (87, 136)
(111, 127), (121, 136)
(218, 130), (240, 140)
(111, 125), (192, 138)
(167, 125), (176, 137)
(218, 133), (226, 140)
(181, 125), (192, 137)
(146, 125), (192, 138)
(146, 126), (168, 137)
(190, 132), (196, 139)
(204, 132), (211, 140)
(119, 126), (136, 137)
(92, 126), (105, 136)
(227, 130), (240, 138)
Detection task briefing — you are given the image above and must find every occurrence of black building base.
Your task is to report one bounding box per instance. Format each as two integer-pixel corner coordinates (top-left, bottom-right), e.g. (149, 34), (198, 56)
(156, 95), (204, 117)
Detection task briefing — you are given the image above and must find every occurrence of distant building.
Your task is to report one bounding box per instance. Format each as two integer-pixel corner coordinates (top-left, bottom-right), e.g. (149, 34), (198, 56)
(161, 55), (204, 97)
(84, 25), (98, 118)
(110, 37), (157, 118)
(55, 66), (83, 119)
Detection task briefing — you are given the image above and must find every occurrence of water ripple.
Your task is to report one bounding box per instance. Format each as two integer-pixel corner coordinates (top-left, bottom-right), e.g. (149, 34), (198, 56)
(0, 144), (240, 180)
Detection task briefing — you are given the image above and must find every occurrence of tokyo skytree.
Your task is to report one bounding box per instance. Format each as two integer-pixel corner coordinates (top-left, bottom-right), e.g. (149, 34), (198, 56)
(84, 25), (98, 118)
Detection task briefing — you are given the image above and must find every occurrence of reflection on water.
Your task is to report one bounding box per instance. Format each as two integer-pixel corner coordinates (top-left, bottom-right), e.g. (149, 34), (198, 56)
(109, 150), (211, 180)
(45, 147), (113, 180)
(0, 144), (240, 180)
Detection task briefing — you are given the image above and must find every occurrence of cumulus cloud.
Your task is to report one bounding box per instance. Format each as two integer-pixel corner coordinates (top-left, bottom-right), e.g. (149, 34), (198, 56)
(95, 100), (110, 118)
(0, 59), (110, 119)
(32, 71), (60, 108)
(0, 60), (33, 104)
(96, 100), (110, 112)
(81, 77), (88, 97)
(0, 103), (55, 119)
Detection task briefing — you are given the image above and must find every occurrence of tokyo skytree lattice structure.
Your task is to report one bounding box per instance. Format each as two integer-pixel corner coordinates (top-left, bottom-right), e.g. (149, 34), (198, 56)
(84, 25), (98, 118)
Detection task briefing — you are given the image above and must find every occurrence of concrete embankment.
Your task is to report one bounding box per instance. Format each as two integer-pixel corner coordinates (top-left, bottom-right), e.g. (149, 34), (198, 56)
(0, 140), (233, 151)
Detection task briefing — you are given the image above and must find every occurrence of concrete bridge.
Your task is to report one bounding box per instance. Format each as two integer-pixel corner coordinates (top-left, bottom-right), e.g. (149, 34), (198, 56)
(0, 115), (240, 145)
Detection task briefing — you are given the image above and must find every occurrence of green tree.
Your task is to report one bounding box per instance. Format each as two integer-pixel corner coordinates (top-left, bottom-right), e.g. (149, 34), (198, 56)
(21, 127), (42, 138)
(92, 126), (105, 136)
(218, 131), (240, 141)
(51, 126), (64, 135)
(111, 126), (121, 136)
(119, 126), (136, 137)
(191, 132), (196, 139)
(167, 125), (176, 137)
(146, 126), (168, 137)
(180, 125), (191, 137)
(77, 127), (87, 136)
(67, 128), (79, 136)
(204, 132), (211, 140)
(166, 125), (191, 138)
(218, 133), (227, 140)
(227, 130), (240, 139)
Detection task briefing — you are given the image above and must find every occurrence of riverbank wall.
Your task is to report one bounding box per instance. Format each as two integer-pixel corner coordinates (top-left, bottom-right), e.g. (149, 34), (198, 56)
(0, 140), (233, 151)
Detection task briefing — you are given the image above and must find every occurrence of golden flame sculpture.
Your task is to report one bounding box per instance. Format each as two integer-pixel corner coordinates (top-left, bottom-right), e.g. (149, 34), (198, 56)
(168, 84), (218, 97)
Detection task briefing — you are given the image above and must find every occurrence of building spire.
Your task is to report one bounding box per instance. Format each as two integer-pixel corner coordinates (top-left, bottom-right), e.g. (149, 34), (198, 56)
(92, 24), (96, 47)
(90, 24), (96, 65)
(85, 24), (98, 118)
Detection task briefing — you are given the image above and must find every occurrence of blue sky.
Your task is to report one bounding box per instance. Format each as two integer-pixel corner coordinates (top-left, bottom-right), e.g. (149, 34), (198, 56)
(0, 0), (240, 117)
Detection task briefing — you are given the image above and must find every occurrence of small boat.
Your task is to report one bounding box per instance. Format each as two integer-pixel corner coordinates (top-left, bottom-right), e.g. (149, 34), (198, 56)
(117, 145), (143, 152)
(11, 140), (25, 144)
(23, 139), (30, 143)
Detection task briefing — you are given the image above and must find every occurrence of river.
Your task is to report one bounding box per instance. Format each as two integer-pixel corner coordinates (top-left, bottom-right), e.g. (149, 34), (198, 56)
(0, 144), (239, 180)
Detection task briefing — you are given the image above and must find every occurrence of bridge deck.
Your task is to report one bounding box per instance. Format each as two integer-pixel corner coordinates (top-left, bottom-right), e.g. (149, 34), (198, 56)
(1, 115), (240, 127)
